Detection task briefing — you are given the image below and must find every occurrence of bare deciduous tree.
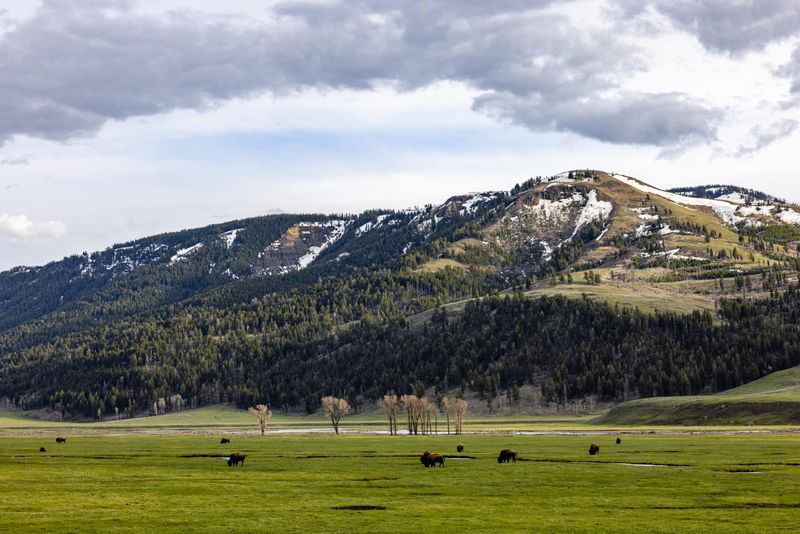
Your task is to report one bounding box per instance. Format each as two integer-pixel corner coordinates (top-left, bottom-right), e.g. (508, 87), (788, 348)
(321, 396), (350, 435)
(442, 396), (451, 434)
(399, 395), (440, 435)
(378, 394), (400, 435)
(249, 404), (272, 435)
(157, 397), (166, 415)
(400, 394), (422, 435)
(419, 398), (438, 435)
(452, 398), (468, 435)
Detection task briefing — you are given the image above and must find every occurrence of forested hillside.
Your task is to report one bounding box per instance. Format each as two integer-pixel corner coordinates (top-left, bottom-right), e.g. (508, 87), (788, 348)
(3, 170), (800, 419)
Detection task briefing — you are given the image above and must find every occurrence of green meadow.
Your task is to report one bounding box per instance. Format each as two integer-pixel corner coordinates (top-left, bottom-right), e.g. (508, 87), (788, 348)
(1, 412), (799, 533)
(599, 365), (800, 425)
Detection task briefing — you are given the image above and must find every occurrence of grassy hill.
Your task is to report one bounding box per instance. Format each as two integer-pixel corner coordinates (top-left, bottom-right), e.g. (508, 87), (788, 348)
(596, 366), (800, 425)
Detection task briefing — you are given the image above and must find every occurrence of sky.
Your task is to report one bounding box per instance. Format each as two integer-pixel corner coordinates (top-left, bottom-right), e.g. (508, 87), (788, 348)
(1, 0), (799, 270)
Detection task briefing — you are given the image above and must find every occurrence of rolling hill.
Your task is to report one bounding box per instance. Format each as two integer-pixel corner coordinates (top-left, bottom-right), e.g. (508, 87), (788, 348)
(597, 365), (800, 425)
(3, 170), (800, 422)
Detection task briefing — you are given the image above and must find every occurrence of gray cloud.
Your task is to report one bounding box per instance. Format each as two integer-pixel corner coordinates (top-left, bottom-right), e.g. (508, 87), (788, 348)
(0, 156), (29, 166)
(779, 45), (800, 100)
(734, 119), (798, 157)
(473, 91), (721, 147)
(617, 0), (800, 54)
(0, 0), (721, 148)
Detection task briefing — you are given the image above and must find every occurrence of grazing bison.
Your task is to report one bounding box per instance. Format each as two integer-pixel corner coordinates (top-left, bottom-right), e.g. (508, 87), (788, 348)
(220, 438), (230, 444)
(39, 447), (47, 453)
(55, 437), (66, 444)
(456, 443), (464, 453)
(227, 453), (246, 467)
(498, 449), (517, 463)
(420, 451), (432, 466)
(616, 437), (621, 445)
(420, 451), (445, 467)
(589, 444), (600, 456)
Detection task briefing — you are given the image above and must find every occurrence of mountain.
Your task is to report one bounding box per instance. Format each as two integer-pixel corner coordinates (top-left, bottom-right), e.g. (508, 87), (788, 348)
(668, 184), (786, 205)
(3, 170), (800, 420)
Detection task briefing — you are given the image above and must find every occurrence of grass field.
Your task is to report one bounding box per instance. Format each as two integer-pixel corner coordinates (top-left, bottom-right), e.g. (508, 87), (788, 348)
(524, 282), (716, 315)
(3, 365), (800, 532)
(599, 366), (800, 425)
(1, 429), (799, 533)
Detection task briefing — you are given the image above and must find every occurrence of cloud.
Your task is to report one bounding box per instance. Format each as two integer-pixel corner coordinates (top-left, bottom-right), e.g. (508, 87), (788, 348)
(0, 156), (29, 166)
(0, 0), (721, 150)
(473, 91), (722, 147)
(733, 119), (798, 157)
(779, 45), (800, 100)
(0, 214), (67, 238)
(617, 0), (800, 54)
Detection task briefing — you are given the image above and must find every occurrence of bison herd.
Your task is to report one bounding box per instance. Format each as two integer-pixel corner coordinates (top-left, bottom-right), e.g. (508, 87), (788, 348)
(419, 436), (624, 469)
(31, 434), (625, 469)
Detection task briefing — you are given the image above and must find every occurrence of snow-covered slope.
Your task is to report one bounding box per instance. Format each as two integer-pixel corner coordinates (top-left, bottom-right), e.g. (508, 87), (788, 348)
(614, 174), (800, 227)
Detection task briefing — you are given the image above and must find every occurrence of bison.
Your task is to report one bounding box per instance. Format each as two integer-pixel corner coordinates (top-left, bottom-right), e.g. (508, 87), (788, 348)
(420, 451), (431, 466)
(420, 451), (445, 467)
(227, 452), (246, 467)
(616, 437), (621, 445)
(55, 437), (66, 444)
(589, 444), (600, 456)
(498, 449), (517, 463)
(220, 438), (230, 444)
(456, 443), (464, 453)
(39, 447), (47, 453)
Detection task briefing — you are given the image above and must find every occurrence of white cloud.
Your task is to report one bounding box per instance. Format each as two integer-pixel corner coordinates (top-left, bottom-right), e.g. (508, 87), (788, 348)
(0, 213), (67, 238)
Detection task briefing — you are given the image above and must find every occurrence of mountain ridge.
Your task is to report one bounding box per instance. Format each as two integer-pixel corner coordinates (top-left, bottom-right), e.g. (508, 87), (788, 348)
(4, 170), (800, 420)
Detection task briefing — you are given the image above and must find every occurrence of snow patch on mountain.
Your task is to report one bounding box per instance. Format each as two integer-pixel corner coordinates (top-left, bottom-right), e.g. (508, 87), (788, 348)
(220, 229), (242, 249)
(615, 174), (750, 226)
(295, 220), (349, 269)
(355, 214), (391, 237)
(778, 209), (800, 225)
(170, 243), (203, 264)
(460, 193), (499, 215)
(640, 248), (705, 261)
(568, 190), (612, 240)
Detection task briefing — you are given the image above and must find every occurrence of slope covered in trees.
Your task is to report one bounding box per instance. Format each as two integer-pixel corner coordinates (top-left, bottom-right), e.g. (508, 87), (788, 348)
(3, 171), (800, 420)
(4, 282), (800, 419)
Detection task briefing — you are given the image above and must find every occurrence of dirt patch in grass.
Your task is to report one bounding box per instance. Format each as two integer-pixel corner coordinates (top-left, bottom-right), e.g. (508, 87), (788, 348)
(652, 503), (800, 510)
(331, 505), (387, 511)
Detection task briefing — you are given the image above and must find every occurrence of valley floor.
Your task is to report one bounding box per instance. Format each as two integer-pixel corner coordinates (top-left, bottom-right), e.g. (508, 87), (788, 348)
(1, 410), (799, 532)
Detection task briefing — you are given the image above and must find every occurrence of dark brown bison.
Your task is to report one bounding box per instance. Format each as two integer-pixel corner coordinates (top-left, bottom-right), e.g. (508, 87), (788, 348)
(420, 451), (445, 467)
(498, 449), (517, 463)
(616, 437), (621, 445)
(220, 438), (230, 444)
(589, 444), (600, 456)
(456, 443), (464, 453)
(227, 452), (246, 467)
(420, 450), (431, 466)
(55, 437), (66, 444)
(428, 453), (445, 467)
(39, 447), (47, 453)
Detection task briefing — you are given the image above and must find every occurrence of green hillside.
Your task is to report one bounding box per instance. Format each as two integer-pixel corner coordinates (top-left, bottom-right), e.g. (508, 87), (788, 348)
(597, 366), (800, 425)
